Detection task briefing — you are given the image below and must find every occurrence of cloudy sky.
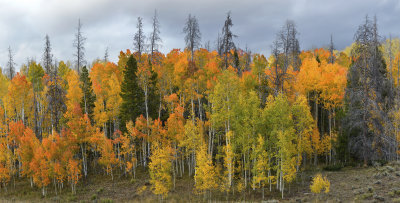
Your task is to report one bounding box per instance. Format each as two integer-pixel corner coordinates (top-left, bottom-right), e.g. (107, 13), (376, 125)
(0, 0), (400, 70)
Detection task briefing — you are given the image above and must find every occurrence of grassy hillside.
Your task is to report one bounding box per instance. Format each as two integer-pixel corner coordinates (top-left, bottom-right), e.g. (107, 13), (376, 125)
(1, 162), (400, 202)
(3, 162), (400, 202)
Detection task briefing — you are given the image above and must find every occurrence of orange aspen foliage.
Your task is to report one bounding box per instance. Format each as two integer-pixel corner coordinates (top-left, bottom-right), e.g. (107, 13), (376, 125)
(67, 159), (80, 194)
(8, 120), (25, 147)
(17, 127), (40, 180)
(30, 145), (50, 196)
(0, 142), (11, 188)
(319, 63), (347, 109)
(166, 105), (185, 142)
(99, 137), (118, 180)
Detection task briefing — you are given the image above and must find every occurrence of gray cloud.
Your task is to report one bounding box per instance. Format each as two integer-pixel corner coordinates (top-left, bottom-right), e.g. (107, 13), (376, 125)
(1, 0), (400, 70)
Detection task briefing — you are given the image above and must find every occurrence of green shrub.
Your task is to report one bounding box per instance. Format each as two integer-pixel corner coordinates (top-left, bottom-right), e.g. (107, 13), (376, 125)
(67, 195), (77, 202)
(355, 192), (373, 201)
(97, 187), (104, 194)
(101, 199), (114, 203)
(91, 194), (98, 200)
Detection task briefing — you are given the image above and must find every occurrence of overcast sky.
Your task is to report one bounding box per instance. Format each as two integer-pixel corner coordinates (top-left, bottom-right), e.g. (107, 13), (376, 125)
(0, 0), (400, 70)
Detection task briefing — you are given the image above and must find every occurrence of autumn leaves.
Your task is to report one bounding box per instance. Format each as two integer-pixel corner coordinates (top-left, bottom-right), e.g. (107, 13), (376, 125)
(0, 45), (348, 200)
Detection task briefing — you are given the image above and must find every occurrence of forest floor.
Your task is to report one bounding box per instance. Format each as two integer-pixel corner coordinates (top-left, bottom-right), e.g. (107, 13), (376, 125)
(1, 162), (400, 202)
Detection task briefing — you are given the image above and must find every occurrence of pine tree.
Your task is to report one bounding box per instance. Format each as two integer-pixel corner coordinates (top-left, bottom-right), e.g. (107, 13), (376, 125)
(119, 55), (144, 132)
(80, 66), (96, 123)
(42, 35), (53, 75)
(147, 60), (160, 120)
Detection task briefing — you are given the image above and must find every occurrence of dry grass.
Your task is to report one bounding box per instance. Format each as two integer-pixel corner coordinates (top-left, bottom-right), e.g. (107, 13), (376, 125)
(1, 162), (400, 202)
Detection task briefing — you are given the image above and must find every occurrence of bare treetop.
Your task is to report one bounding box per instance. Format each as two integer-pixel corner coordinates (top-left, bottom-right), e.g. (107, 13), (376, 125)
(183, 14), (201, 61)
(73, 19), (87, 75)
(6, 46), (16, 79)
(220, 11), (236, 68)
(134, 16), (146, 60)
(149, 10), (162, 57)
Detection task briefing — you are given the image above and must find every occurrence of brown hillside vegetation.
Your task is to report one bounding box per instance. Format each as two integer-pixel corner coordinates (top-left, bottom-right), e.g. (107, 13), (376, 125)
(2, 162), (400, 202)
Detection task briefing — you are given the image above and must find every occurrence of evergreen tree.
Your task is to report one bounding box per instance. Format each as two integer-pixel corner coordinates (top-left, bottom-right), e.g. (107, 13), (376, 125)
(119, 55), (144, 131)
(80, 66), (96, 123)
(233, 48), (240, 73)
(147, 61), (160, 120)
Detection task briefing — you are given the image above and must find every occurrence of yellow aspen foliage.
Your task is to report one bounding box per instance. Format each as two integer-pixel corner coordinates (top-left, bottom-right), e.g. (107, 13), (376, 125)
(120, 123), (136, 176)
(221, 131), (235, 192)
(4, 73), (33, 123)
(90, 62), (121, 129)
(181, 118), (201, 153)
(65, 71), (83, 110)
(251, 134), (269, 190)
(392, 52), (400, 87)
(321, 134), (332, 156)
(311, 128), (323, 155)
(0, 70), (9, 100)
(310, 173), (330, 194)
(149, 141), (174, 199)
(263, 93), (298, 198)
(194, 143), (217, 195)
(390, 104), (400, 155)
(292, 94), (315, 168)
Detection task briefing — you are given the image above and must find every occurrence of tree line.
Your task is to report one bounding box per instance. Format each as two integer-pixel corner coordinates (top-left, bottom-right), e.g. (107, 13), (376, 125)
(0, 13), (400, 200)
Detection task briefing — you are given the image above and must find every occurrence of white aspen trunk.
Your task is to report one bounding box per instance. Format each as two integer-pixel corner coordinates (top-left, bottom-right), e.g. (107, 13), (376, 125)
(197, 96), (202, 121)
(191, 97), (195, 123)
(329, 108), (332, 164)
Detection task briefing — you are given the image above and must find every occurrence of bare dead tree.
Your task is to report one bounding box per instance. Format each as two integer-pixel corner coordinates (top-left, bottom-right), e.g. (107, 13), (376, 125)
(345, 15), (395, 163)
(280, 20), (301, 71)
(6, 46), (16, 79)
(149, 10), (162, 58)
(134, 17), (146, 61)
(270, 20), (300, 93)
(204, 40), (211, 51)
(329, 34), (335, 64)
(43, 34), (53, 75)
(104, 47), (109, 62)
(183, 14), (201, 62)
(216, 32), (222, 55)
(220, 11), (236, 69)
(244, 45), (252, 71)
(46, 59), (66, 134)
(73, 19), (86, 75)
